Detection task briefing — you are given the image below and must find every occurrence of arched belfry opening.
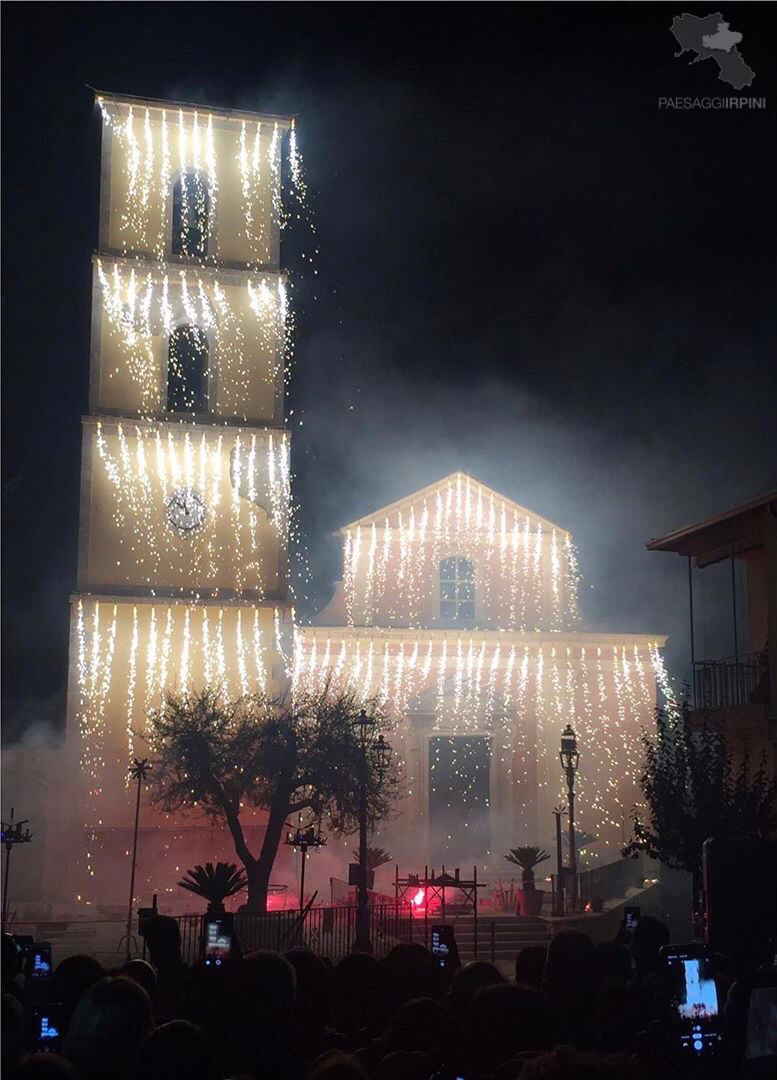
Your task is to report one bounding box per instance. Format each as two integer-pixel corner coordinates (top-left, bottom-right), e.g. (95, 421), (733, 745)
(167, 324), (208, 413)
(171, 168), (211, 258)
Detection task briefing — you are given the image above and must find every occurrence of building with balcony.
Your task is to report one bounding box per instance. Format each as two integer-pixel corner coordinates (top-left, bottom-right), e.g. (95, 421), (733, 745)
(647, 491), (776, 768)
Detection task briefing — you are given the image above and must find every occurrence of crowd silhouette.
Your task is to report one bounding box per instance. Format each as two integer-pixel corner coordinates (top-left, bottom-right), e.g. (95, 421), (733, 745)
(2, 913), (775, 1079)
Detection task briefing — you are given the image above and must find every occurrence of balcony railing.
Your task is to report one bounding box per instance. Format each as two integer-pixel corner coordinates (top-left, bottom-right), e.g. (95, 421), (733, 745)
(693, 653), (769, 710)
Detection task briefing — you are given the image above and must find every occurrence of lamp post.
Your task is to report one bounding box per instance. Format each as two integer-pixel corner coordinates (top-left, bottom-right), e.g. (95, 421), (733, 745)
(285, 823), (326, 912)
(552, 805), (566, 916)
(123, 759), (151, 961)
(1, 809), (33, 930)
(559, 725), (580, 909)
(353, 709), (392, 953)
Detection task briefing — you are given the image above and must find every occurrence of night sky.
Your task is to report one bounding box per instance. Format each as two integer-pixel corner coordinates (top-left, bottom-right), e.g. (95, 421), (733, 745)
(2, 4), (775, 742)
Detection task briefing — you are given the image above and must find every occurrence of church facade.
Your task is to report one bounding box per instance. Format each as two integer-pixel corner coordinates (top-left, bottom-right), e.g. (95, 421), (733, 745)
(24, 92), (669, 908)
(297, 473), (668, 869)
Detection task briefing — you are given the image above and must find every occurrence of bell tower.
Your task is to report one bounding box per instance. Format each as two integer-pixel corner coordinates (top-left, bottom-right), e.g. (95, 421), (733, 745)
(63, 93), (298, 899)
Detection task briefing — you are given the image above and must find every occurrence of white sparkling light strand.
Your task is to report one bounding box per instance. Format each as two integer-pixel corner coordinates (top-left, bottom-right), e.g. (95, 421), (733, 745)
(236, 610), (248, 696)
(126, 606), (139, 769)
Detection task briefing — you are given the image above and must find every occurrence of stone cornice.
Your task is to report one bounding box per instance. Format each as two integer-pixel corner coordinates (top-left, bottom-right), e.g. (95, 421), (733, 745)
(297, 625), (667, 649)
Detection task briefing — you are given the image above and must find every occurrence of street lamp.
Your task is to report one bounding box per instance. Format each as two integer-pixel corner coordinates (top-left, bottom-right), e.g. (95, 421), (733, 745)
(552, 805), (566, 916)
(374, 734), (393, 776)
(122, 758), (151, 960)
(559, 725), (580, 908)
(353, 710), (392, 953)
(285, 822), (326, 912)
(1, 809), (33, 929)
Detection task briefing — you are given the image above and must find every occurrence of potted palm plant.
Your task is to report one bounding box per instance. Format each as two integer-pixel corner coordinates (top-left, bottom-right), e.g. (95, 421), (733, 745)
(177, 861), (248, 913)
(351, 846), (392, 890)
(504, 846), (550, 917)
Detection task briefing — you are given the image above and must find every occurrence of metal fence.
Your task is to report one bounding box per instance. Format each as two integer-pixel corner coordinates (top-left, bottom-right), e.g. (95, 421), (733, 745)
(578, 853), (646, 908)
(176, 904), (414, 965)
(550, 853), (647, 915)
(693, 653), (767, 709)
(329, 877), (397, 908)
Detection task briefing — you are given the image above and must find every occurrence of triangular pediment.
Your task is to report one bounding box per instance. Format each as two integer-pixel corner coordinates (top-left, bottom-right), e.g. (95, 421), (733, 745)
(339, 472), (567, 534)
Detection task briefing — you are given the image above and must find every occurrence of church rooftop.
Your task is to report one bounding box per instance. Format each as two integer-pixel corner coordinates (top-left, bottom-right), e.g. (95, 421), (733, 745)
(92, 87), (294, 127)
(339, 470), (568, 535)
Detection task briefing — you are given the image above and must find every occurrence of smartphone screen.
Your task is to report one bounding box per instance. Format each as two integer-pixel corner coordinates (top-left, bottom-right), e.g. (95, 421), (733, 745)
(745, 985), (777, 1060)
(14, 935), (34, 968)
(34, 1007), (62, 1052)
(624, 906), (640, 930)
(430, 925), (456, 970)
(662, 946), (721, 1056)
(204, 915), (233, 966)
(29, 943), (52, 978)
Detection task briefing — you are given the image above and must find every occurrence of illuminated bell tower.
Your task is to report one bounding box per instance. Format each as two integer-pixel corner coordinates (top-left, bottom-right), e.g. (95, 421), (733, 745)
(62, 92), (298, 900)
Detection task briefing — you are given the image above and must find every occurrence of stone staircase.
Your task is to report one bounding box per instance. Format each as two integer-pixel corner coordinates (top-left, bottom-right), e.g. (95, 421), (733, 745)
(441, 914), (552, 966)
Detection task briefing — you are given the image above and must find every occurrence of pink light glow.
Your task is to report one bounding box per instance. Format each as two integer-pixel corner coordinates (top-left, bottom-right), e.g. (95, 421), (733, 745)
(411, 888), (425, 908)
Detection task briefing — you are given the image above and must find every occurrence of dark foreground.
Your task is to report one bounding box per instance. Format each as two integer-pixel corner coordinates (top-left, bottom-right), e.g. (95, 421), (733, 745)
(2, 914), (775, 1080)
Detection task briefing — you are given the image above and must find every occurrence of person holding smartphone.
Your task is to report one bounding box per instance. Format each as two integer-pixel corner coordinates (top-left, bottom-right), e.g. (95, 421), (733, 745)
(33, 1005), (63, 1054)
(2, 934), (23, 1003)
(660, 944), (723, 1059)
(139, 916), (188, 1019)
(631, 916), (670, 984)
(27, 944), (53, 980)
(203, 914), (234, 968)
(725, 967), (777, 1076)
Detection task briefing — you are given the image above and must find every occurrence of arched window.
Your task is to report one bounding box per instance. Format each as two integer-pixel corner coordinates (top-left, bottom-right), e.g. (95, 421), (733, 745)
(167, 325), (208, 413)
(172, 169), (211, 258)
(440, 557), (475, 622)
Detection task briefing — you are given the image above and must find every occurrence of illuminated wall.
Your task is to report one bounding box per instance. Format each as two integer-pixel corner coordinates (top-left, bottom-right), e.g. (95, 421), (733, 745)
(97, 99), (290, 267)
(93, 259), (287, 422)
(333, 473), (581, 631)
(57, 92), (304, 904)
(295, 627), (670, 864)
(302, 474), (671, 866)
(80, 420), (289, 595)
(70, 599), (292, 825)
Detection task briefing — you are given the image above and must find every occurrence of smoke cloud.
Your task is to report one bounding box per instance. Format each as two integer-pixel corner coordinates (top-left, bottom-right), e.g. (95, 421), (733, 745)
(1, 7), (774, 907)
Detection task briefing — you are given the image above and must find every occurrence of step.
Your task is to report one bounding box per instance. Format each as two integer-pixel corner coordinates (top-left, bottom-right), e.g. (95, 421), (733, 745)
(418, 913), (551, 963)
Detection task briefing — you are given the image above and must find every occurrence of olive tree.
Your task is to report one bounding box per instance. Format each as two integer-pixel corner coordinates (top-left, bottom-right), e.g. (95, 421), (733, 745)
(147, 684), (401, 911)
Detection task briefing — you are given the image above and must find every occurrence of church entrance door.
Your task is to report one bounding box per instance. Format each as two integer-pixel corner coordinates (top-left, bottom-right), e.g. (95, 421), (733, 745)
(428, 736), (491, 865)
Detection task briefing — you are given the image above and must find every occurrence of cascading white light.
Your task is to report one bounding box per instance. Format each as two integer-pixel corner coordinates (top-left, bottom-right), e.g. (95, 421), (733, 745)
(341, 475), (582, 631)
(94, 420), (290, 594)
(75, 599), (272, 789)
(649, 641), (680, 719)
(97, 260), (288, 420)
(98, 100), (307, 264)
(292, 631), (660, 851)
(76, 98), (307, 887)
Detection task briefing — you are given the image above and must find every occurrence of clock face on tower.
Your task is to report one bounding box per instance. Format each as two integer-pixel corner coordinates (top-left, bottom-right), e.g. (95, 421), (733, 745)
(165, 487), (207, 536)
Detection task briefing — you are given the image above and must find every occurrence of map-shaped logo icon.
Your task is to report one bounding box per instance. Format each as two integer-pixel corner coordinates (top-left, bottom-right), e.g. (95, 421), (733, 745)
(671, 12), (755, 90)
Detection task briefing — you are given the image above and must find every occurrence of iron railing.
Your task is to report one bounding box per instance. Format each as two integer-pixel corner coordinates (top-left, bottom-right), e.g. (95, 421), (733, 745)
(693, 653), (768, 710)
(578, 855), (646, 910)
(550, 853), (647, 915)
(329, 877), (397, 908)
(175, 904), (414, 965)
